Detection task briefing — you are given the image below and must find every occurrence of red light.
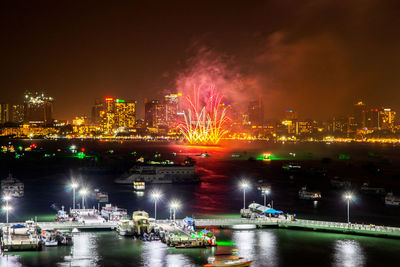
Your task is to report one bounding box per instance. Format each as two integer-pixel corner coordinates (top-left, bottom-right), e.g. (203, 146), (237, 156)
(81, 148), (85, 152)
(375, 109), (378, 112)
(30, 143), (37, 148)
(105, 97), (113, 102)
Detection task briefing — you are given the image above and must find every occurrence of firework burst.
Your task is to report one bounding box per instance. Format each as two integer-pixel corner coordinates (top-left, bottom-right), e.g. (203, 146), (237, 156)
(178, 85), (230, 145)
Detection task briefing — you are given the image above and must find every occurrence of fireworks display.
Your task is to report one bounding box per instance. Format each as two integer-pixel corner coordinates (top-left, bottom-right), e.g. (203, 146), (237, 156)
(178, 85), (230, 145)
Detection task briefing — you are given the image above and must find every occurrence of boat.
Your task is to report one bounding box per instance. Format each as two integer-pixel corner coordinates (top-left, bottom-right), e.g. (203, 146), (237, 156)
(41, 230), (58, 247)
(204, 256), (253, 267)
(115, 163), (197, 184)
(55, 230), (73, 246)
(116, 219), (135, 236)
(133, 181), (145, 191)
(360, 183), (386, 195)
(1, 173), (24, 197)
(330, 177), (351, 189)
(282, 163), (301, 172)
(132, 210), (150, 236)
(385, 192), (400, 206)
(101, 204), (128, 221)
(298, 186), (322, 200)
(55, 208), (73, 222)
(1, 222), (41, 251)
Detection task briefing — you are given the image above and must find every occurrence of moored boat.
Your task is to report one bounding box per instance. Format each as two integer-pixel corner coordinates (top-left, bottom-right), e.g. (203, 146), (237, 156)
(385, 192), (400, 206)
(204, 256), (253, 267)
(298, 186), (322, 200)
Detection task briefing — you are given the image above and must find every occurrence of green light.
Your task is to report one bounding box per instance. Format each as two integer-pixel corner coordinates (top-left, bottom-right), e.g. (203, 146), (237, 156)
(216, 241), (235, 246)
(76, 152), (86, 159)
(116, 99), (125, 103)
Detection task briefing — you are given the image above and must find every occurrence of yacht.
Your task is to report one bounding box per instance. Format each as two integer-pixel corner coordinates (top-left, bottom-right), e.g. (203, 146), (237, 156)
(298, 186), (322, 200)
(385, 192), (400, 206)
(1, 173), (24, 197)
(115, 164), (197, 184)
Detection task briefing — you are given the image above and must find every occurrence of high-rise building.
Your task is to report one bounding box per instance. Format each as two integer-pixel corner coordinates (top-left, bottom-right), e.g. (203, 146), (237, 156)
(114, 99), (136, 129)
(164, 93), (182, 127)
(366, 108), (380, 130)
(353, 101), (366, 129)
(284, 110), (298, 120)
(24, 92), (54, 126)
(10, 104), (24, 123)
(0, 103), (9, 124)
(380, 108), (396, 131)
(144, 99), (166, 130)
(91, 99), (105, 124)
(248, 99), (264, 126)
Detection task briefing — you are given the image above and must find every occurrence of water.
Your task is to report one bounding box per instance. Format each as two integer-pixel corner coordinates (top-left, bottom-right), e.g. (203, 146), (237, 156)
(1, 140), (400, 266)
(1, 229), (400, 266)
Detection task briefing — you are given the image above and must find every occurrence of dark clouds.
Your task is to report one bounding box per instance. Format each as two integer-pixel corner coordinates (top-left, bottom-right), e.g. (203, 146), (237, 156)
(0, 1), (399, 120)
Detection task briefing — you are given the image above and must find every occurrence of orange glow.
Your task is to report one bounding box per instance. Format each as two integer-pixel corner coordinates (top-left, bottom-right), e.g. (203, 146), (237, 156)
(105, 97), (113, 102)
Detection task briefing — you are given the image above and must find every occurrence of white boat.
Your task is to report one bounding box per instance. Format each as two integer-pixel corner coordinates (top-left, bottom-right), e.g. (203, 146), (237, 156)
(298, 186), (322, 200)
(117, 220), (134, 236)
(1, 173), (24, 197)
(385, 193), (400, 206)
(115, 164), (196, 184)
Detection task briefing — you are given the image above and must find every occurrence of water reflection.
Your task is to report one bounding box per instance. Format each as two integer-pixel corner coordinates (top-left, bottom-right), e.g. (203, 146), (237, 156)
(142, 240), (167, 266)
(233, 230), (256, 259)
(65, 232), (100, 267)
(0, 254), (22, 267)
(333, 239), (365, 267)
(258, 231), (278, 267)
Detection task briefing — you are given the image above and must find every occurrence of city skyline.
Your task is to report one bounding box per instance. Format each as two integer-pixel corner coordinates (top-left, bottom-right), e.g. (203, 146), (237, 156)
(1, 1), (400, 120)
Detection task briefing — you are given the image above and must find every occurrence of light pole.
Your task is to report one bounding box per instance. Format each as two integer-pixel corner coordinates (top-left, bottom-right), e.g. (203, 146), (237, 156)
(151, 191), (162, 220)
(80, 188), (88, 209)
(170, 200), (180, 222)
(3, 195), (11, 224)
(344, 193), (353, 224)
(240, 181), (250, 210)
(71, 182), (79, 210)
(262, 188), (270, 207)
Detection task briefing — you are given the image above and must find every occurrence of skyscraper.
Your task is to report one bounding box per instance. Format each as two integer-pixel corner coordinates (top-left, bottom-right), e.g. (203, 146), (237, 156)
(353, 101), (366, 130)
(24, 92), (54, 126)
(0, 103), (9, 124)
(248, 99), (264, 126)
(144, 99), (166, 130)
(10, 104), (24, 123)
(380, 108), (396, 131)
(164, 93), (182, 127)
(114, 99), (136, 129)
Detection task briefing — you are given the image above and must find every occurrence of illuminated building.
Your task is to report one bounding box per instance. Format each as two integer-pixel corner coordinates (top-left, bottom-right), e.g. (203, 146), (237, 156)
(353, 101), (366, 129)
(248, 99), (264, 126)
(10, 104), (24, 124)
(114, 99), (136, 128)
(24, 92), (54, 126)
(0, 103), (9, 124)
(145, 99), (167, 132)
(284, 109), (297, 120)
(100, 97), (115, 134)
(380, 108), (396, 131)
(91, 99), (105, 124)
(72, 117), (86, 126)
(164, 93), (182, 127)
(366, 108), (380, 130)
(295, 121), (313, 135)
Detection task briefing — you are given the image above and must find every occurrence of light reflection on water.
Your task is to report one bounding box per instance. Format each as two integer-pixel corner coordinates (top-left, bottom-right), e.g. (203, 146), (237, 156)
(333, 239), (365, 267)
(63, 232), (100, 267)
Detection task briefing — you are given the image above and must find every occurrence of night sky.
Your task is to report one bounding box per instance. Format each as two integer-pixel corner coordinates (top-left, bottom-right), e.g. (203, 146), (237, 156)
(1, 0), (400, 120)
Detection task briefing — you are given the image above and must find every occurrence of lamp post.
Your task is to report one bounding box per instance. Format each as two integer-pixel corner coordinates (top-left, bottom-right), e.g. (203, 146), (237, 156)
(71, 182), (79, 210)
(3, 195), (11, 224)
(240, 181), (250, 210)
(262, 188), (270, 207)
(151, 191), (162, 220)
(80, 188), (88, 209)
(170, 201), (180, 222)
(344, 193), (353, 224)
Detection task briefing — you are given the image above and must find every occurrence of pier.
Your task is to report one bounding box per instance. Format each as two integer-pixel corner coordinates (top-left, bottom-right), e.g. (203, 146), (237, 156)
(1, 218), (400, 239)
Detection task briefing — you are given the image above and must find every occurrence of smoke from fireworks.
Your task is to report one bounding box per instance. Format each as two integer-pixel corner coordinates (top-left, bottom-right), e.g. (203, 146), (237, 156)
(178, 85), (230, 145)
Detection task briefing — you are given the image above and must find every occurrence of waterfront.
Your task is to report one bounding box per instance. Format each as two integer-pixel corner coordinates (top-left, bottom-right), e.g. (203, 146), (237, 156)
(1, 229), (400, 266)
(1, 140), (400, 266)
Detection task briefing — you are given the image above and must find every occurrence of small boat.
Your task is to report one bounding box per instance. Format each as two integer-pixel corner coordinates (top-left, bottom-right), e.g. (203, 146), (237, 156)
(360, 183), (385, 195)
(385, 192), (400, 206)
(298, 186), (321, 200)
(116, 219), (134, 236)
(133, 181), (145, 191)
(204, 256), (253, 267)
(56, 231), (73, 246)
(41, 230), (58, 247)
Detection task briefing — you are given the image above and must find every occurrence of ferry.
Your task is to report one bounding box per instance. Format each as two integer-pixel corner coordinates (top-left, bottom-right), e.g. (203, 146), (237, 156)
(1, 173), (24, 197)
(133, 181), (145, 191)
(101, 204), (128, 221)
(115, 164), (197, 184)
(1, 221), (41, 251)
(117, 219), (135, 236)
(360, 183), (386, 195)
(298, 186), (322, 200)
(385, 193), (400, 206)
(132, 210), (150, 236)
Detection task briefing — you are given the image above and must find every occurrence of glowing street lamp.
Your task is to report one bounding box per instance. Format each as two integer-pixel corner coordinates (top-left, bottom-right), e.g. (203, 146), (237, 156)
(3, 195), (12, 224)
(169, 200), (181, 222)
(151, 191), (162, 220)
(262, 187), (271, 207)
(80, 188), (88, 209)
(71, 182), (79, 210)
(344, 193), (353, 224)
(240, 181), (250, 210)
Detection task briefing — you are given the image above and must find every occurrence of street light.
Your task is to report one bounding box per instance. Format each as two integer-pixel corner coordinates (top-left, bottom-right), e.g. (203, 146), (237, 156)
(169, 200), (181, 222)
(71, 182), (79, 210)
(3, 195), (12, 224)
(80, 188), (88, 209)
(151, 191), (162, 220)
(240, 181), (250, 210)
(262, 188), (270, 207)
(344, 193), (353, 224)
